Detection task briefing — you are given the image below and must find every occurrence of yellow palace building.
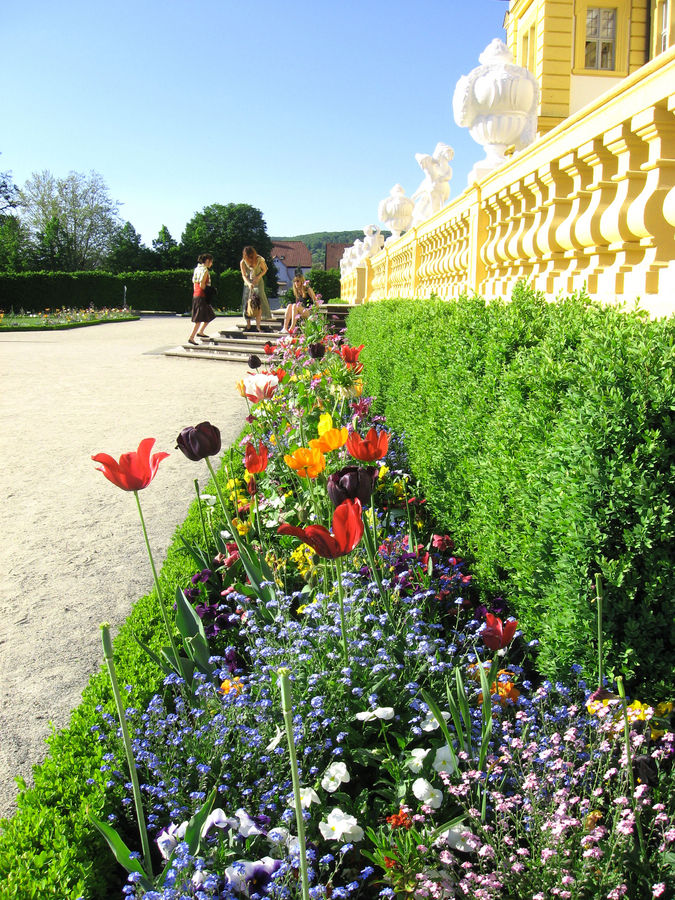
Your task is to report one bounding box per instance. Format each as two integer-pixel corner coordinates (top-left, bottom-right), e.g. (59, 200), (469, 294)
(343, 0), (675, 317)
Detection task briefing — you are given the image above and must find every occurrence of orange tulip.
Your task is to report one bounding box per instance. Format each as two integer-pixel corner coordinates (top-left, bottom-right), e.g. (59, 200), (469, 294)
(244, 441), (269, 474)
(284, 447), (326, 479)
(309, 426), (348, 454)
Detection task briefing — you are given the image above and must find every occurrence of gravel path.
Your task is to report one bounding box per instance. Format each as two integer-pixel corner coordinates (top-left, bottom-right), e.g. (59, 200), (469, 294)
(0, 316), (247, 817)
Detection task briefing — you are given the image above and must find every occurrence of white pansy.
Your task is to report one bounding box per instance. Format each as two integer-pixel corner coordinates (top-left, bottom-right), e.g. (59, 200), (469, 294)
(235, 808), (265, 837)
(438, 824), (473, 853)
(406, 747), (431, 773)
(412, 777), (443, 809)
(287, 787), (321, 809)
(432, 744), (457, 775)
(321, 761), (351, 793)
(355, 706), (395, 722)
(200, 808), (238, 839)
(156, 820), (188, 859)
(318, 808), (365, 842)
(420, 710), (451, 732)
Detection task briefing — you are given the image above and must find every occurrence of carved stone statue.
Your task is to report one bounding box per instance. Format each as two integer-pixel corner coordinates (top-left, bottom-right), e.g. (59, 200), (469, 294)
(453, 38), (539, 184)
(378, 184), (415, 243)
(362, 224), (385, 258)
(410, 142), (455, 226)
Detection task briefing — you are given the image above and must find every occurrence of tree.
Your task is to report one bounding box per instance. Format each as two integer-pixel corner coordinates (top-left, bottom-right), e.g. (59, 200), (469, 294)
(19, 169), (121, 270)
(105, 221), (155, 273)
(29, 216), (72, 271)
(0, 168), (19, 215)
(0, 215), (29, 272)
(152, 225), (180, 269)
(180, 203), (273, 273)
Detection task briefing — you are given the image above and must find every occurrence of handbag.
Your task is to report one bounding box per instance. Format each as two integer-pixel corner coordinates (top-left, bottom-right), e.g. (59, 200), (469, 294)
(247, 287), (261, 314)
(204, 284), (217, 301)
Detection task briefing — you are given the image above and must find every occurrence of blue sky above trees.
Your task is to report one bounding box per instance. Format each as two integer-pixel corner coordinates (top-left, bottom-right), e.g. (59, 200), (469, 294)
(3, 0), (507, 245)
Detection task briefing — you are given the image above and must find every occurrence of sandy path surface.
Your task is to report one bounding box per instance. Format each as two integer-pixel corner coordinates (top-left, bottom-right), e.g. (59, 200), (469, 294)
(0, 316), (247, 817)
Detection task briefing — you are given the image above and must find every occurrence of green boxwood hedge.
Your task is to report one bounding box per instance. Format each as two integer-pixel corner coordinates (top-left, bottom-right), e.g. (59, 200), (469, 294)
(346, 285), (675, 697)
(0, 269), (245, 315)
(0, 272), (123, 312)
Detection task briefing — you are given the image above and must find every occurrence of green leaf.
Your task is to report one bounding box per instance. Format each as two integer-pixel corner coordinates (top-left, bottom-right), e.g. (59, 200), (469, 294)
(88, 812), (153, 890)
(421, 688), (459, 773)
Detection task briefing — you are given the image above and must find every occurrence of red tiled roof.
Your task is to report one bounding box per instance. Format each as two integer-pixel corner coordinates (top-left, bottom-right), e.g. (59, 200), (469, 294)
(325, 242), (349, 270)
(271, 241), (312, 268)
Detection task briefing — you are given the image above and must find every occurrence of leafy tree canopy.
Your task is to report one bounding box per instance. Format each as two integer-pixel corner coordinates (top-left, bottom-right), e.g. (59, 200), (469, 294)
(105, 221), (155, 274)
(19, 169), (121, 270)
(181, 203), (273, 273)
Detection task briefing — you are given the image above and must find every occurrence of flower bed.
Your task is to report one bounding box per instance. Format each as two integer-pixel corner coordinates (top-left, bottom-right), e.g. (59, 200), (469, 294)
(0, 307), (137, 330)
(82, 306), (673, 899)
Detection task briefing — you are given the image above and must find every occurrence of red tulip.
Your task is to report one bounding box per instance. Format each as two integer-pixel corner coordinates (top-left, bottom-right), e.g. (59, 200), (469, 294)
(244, 441), (269, 474)
(341, 344), (364, 364)
(278, 499), (364, 559)
(92, 438), (169, 491)
(346, 427), (389, 462)
(480, 613), (518, 651)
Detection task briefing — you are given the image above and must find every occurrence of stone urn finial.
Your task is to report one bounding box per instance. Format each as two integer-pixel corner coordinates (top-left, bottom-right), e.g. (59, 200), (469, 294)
(452, 38), (539, 183)
(378, 184), (415, 243)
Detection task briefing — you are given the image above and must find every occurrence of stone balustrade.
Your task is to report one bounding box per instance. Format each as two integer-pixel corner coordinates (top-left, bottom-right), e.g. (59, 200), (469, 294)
(347, 45), (675, 318)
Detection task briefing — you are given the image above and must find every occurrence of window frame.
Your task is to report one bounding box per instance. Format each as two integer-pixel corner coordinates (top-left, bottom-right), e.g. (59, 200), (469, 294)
(573, 0), (629, 76)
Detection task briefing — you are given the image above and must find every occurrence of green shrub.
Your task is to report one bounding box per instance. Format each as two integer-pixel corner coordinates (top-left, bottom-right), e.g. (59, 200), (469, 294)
(308, 268), (341, 301)
(0, 271), (123, 312)
(346, 286), (675, 697)
(119, 268), (243, 313)
(0, 269), (246, 315)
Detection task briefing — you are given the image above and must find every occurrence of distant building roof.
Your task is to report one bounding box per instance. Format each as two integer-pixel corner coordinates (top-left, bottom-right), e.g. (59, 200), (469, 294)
(271, 241), (313, 269)
(325, 242), (349, 270)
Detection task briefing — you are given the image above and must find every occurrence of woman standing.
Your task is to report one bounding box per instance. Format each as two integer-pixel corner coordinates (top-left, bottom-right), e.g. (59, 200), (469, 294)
(240, 246), (271, 332)
(188, 253), (216, 344)
(282, 271), (317, 333)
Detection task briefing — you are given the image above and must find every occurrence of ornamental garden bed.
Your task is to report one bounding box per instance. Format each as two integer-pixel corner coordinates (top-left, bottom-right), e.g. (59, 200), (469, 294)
(0, 298), (672, 900)
(0, 307), (138, 330)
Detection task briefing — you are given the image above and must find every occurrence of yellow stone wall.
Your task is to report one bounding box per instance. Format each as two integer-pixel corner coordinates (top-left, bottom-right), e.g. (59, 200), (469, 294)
(342, 44), (675, 317)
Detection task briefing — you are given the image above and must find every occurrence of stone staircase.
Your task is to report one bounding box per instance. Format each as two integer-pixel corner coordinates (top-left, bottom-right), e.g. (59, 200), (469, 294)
(164, 304), (350, 363)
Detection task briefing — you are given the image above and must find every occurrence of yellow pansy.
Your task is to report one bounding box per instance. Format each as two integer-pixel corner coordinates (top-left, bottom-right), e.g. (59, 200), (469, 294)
(221, 677), (244, 696)
(378, 465), (389, 481)
(232, 517), (251, 536)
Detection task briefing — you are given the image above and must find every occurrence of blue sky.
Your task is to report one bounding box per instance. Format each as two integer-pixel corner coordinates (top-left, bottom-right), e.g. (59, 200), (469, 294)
(3, 0), (507, 245)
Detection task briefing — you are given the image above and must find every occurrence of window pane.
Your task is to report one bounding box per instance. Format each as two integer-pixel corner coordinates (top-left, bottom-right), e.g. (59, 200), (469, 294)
(585, 41), (598, 67)
(599, 9), (616, 39)
(599, 40), (614, 68)
(586, 8), (599, 38)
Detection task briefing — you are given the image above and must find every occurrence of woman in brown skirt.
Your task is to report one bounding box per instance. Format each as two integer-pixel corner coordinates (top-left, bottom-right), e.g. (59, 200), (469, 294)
(188, 253), (216, 343)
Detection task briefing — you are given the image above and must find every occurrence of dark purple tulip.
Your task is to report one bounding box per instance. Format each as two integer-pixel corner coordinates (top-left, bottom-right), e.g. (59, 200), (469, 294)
(248, 353), (262, 369)
(308, 342), (326, 360)
(176, 421), (222, 461)
(326, 465), (378, 507)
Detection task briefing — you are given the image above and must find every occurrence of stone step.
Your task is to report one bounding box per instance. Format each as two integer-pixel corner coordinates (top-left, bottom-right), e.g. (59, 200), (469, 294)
(163, 305), (352, 362)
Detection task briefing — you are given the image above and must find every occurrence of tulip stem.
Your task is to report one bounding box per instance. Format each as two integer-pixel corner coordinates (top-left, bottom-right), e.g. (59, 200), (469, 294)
(134, 490), (180, 667)
(277, 669), (310, 900)
(194, 478), (210, 549)
(595, 573), (604, 690)
(100, 624), (153, 877)
(335, 556), (349, 666)
(617, 676), (646, 857)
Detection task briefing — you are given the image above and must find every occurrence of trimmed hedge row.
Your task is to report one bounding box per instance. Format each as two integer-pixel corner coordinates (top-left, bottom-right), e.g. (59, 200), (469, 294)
(0, 272), (122, 311)
(0, 465), (235, 900)
(346, 286), (675, 697)
(0, 269), (246, 314)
